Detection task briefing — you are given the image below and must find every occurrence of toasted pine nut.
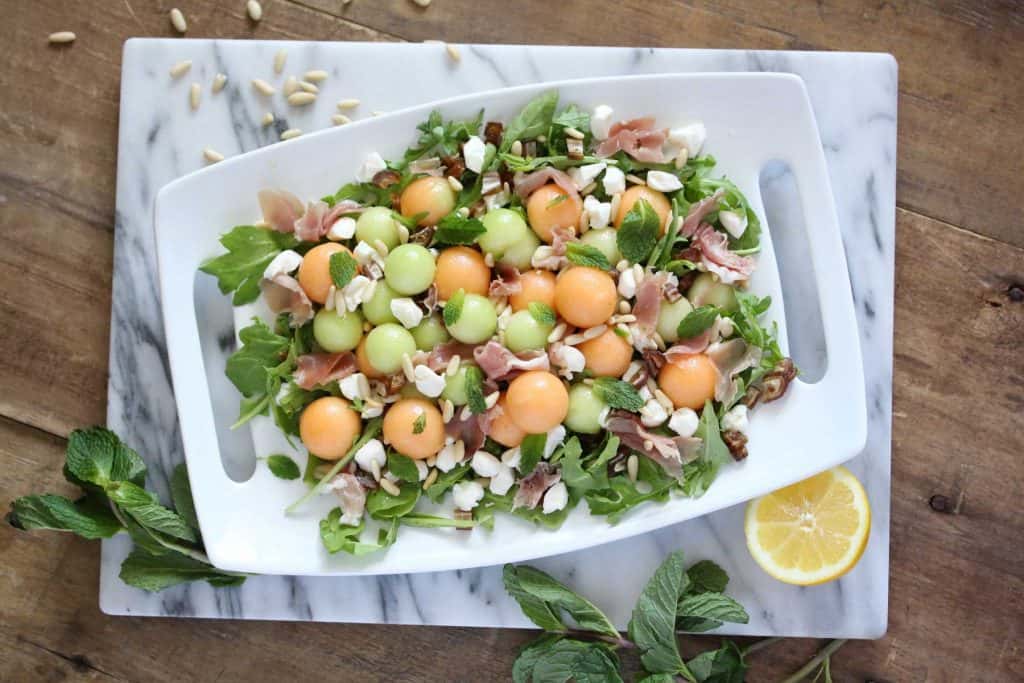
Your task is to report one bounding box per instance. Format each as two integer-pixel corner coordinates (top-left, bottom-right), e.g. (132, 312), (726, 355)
(280, 128), (302, 140)
(304, 69), (329, 82)
(212, 73), (227, 92)
(261, 112), (274, 126)
(169, 60), (192, 78)
(287, 91), (317, 106)
(298, 80), (319, 94)
(48, 31), (76, 44)
(337, 98), (360, 110)
(380, 479), (401, 496)
(252, 78), (276, 96)
(446, 44), (461, 61)
(246, 0), (263, 21)
(273, 49), (287, 74)
(188, 83), (201, 110)
(169, 8), (187, 34)
(331, 114), (351, 126)
(203, 148), (224, 163)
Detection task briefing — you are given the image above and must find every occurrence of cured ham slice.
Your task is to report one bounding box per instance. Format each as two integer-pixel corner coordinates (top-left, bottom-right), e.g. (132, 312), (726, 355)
(595, 118), (668, 163)
(489, 263), (522, 297)
(424, 341), (479, 373)
(294, 352), (357, 390)
(512, 462), (561, 510)
(260, 273), (314, 326)
(605, 410), (700, 478)
(632, 272), (668, 335)
(513, 168), (579, 201)
(693, 224), (755, 285)
(473, 341), (550, 382)
(680, 189), (725, 238)
(445, 411), (486, 455)
(706, 339), (762, 404)
(326, 473), (366, 526)
(258, 189), (304, 233)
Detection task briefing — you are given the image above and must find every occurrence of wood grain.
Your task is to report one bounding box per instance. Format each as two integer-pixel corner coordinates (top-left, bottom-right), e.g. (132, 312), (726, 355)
(2, 1), (1023, 681)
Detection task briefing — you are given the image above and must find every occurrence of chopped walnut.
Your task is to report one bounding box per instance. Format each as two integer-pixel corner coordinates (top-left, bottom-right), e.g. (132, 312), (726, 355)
(372, 169), (401, 189)
(761, 357), (797, 403)
(722, 430), (748, 461)
(483, 121), (504, 147)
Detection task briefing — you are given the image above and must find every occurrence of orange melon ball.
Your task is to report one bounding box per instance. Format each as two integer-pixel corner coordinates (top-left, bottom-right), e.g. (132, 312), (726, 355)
(505, 371), (569, 434)
(400, 176), (456, 227)
(434, 246), (491, 300)
(614, 185), (672, 234)
(554, 266), (617, 328)
(658, 354), (719, 410)
(490, 394), (527, 447)
(509, 269), (557, 312)
(578, 328), (634, 378)
(297, 242), (350, 304)
(299, 397), (362, 460)
(382, 398), (446, 460)
(355, 337), (383, 379)
(526, 184), (583, 243)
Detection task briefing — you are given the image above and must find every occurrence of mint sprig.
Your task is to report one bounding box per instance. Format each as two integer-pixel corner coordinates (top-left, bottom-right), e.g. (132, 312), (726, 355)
(565, 242), (612, 270)
(616, 199), (660, 264)
(329, 250), (358, 289)
(528, 301), (558, 327)
(676, 306), (719, 340)
(443, 288), (466, 327)
(592, 377), (644, 412)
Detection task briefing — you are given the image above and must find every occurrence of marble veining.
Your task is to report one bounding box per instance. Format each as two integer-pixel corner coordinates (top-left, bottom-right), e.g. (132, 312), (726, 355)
(104, 41), (895, 637)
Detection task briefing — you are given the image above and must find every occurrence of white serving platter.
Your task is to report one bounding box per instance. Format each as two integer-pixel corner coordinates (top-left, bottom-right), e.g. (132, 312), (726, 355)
(154, 72), (866, 576)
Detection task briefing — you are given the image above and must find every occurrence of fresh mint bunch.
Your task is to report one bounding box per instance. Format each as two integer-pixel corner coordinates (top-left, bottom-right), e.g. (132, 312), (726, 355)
(7, 428), (244, 592)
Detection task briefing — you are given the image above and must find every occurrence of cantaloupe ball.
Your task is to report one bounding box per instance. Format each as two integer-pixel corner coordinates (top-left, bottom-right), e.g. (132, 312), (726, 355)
(297, 242), (350, 304)
(554, 266), (617, 328)
(509, 269), (557, 312)
(434, 246), (491, 300)
(526, 184), (583, 243)
(382, 398), (446, 460)
(400, 176), (456, 227)
(658, 354), (719, 410)
(577, 328), (633, 378)
(299, 397), (362, 460)
(489, 394), (527, 447)
(505, 371), (568, 434)
(614, 185), (672, 234)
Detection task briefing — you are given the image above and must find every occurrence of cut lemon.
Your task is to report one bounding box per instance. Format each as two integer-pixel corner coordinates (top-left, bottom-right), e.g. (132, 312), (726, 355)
(745, 466), (871, 585)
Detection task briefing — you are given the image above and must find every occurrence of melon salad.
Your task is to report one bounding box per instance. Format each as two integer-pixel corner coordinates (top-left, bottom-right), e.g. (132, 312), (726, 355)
(200, 90), (797, 555)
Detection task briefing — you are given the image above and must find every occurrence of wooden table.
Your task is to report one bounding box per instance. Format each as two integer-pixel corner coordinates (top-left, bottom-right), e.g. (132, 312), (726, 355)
(2, 1), (1021, 680)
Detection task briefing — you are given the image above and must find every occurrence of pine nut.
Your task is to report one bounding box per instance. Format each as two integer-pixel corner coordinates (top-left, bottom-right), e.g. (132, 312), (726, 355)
(287, 91), (316, 106)
(169, 60), (192, 78)
(618, 300), (631, 314)
(626, 173), (646, 186)
(412, 0), (432, 6)
(401, 353), (415, 382)
(564, 126), (585, 140)
(380, 479), (401, 496)
(273, 49), (287, 74)
(331, 114), (351, 126)
(674, 145), (689, 169)
(298, 80), (319, 94)
(169, 8), (187, 34)
(304, 69), (329, 82)
(447, 176), (463, 192)
(203, 148), (224, 163)
(246, 0), (263, 22)
(510, 140), (523, 156)
(261, 112), (274, 126)
(280, 128), (302, 140)
(627, 454), (638, 483)
(212, 73), (227, 92)
(446, 44), (461, 62)
(441, 399), (454, 423)
(337, 98), (360, 110)
(282, 76), (299, 96)
(422, 468), (439, 490)
(48, 31), (76, 44)
(446, 355), (461, 377)
(189, 83), (200, 110)
(252, 79), (276, 96)
(370, 459), (382, 482)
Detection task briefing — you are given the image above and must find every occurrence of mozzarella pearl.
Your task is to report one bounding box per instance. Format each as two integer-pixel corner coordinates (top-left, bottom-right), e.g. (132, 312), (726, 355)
(526, 184), (583, 243)
(658, 353), (718, 410)
(297, 242), (349, 304)
(434, 246), (491, 300)
(509, 269), (557, 312)
(400, 176), (456, 227)
(554, 266), (617, 328)
(299, 397), (362, 460)
(577, 327), (633, 377)
(505, 371), (569, 434)
(382, 398), (446, 460)
(614, 186), (671, 234)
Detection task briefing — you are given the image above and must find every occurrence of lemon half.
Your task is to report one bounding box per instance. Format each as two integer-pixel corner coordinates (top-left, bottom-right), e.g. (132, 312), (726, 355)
(745, 466), (871, 586)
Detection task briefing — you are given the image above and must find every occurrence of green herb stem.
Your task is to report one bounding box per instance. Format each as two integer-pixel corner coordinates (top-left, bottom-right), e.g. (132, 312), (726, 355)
(779, 639), (847, 683)
(285, 419), (382, 514)
(741, 636), (783, 656)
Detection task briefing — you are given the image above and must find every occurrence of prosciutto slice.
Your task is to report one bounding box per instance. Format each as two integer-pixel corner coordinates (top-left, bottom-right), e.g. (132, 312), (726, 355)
(513, 168), (579, 201)
(633, 272), (668, 335)
(294, 352), (357, 390)
(512, 462), (561, 510)
(706, 339), (762, 404)
(260, 273), (314, 326)
(595, 118), (668, 163)
(680, 189), (725, 238)
(327, 473), (366, 526)
(294, 199), (364, 242)
(605, 411), (697, 478)
(693, 224), (755, 285)
(258, 189), (304, 233)
(424, 341), (479, 373)
(473, 341), (550, 382)
(489, 263), (522, 297)
(445, 411), (486, 455)
(665, 316), (732, 358)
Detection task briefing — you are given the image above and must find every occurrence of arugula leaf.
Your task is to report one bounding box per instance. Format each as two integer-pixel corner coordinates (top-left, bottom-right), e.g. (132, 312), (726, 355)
(584, 470), (673, 524)
(387, 452), (420, 483)
(443, 288), (466, 327)
(118, 548), (244, 592)
(686, 176), (761, 253)
(225, 319), (290, 397)
(502, 91), (559, 152)
(64, 427), (147, 489)
(677, 306), (719, 340)
(503, 564), (619, 637)
(330, 181), (393, 207)
(696, 401), (731, 468)
(628, 550), (691, 676)
(286, 418), (384, 513)
(686, 641), (747, 683)
(319, 513), (394, 555)
(677, 593), (749, 633)
(402, 108), (483, 166)
(565, 242), (612, 270)
(425, 463), (471, 503)
(464, 365), (487, 415)
(592, 378), (644, 412)
(681, 458), (718, 499)
(329, 250), (358, 289)
(199, 225), (298, 305)
(686, 560), (730, 595)
(528, 301), (557, 326)
(529, 639), (623, 683)
(728, 292), (783, 367)
(366, 482), (421, 519)
(432, 212), (488, 246)
(518, 434), (547, 475)
(551, 104), (590, 135)
(561, 435), (617, 492)
(616, 199), (661, 264)
(636, 675), (676, 683)
(8, 494), (122, 539)
(499, 153), (606, 173)
(266, 454), (301, 480)
(169, 464), (199, 532)
(398, 512), (477, 529)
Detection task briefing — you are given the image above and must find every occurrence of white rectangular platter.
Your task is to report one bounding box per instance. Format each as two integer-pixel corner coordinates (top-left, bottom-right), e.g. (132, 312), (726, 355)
(105, 41), (895, 638)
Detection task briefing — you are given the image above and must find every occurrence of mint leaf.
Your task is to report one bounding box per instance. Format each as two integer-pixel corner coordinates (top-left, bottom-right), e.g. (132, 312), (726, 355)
(387, 452), (420, 483)
(686, 641), (747, 683)
(677, 593), (749, 633)
(530, 639), (623, 683)
(592, 377), (643, 412)
(266, 454), (301, 480)
(528, 301), (557, 326)
(728, 292), (783, 367)
(329, 250), (358, 289)
(502, 565), (567, 632)
(119, 548), (244, 592)
(518, 433), (547, 475)
(443, 288), (466, 327)
(513, 634), (564, 683)
(433, 213), (487, 246)
(465, 365), (487, 415)
(412, 413), (427, 434)
(565, 242), (612, 270)
(332, 181), (393, 207)
(616, 199), (660, 264)
(8, 494), (122, 539)
(504, 565), (619, 638)
(113, 487), (198, 543)
(199, 225), (298, 305)
(64, 427), (147, 489)
(225, 318), (290, 397)
(677, 306), (719, 340)
(169, 464), (199, 532)
(425, 463), (471, 503)
(366, 482), (420, 519)
(686, 560), (729, 595)
(628, 550), (691, 676)
(502, 90), (559, 152)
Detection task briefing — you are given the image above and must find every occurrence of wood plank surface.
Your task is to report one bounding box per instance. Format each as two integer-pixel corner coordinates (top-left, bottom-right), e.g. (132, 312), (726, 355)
(2, 1), (1023, 681)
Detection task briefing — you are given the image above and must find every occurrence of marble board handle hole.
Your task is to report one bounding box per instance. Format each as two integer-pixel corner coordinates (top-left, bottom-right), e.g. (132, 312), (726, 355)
(759, 159), (827, 383)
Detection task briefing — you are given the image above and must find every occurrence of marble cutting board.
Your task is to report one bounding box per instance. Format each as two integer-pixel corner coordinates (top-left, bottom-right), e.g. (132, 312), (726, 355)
(103, 40), (895, 638)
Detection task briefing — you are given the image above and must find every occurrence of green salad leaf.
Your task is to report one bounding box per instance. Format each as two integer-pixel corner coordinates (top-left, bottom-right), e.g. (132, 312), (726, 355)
(501, 90), (559, 152)
(518, 433), (548, 475)
(366, 482), (421, 519)
(425, 463), (471, 503)
(199, 225), (298, 305)
(465, 365), (487, 415)
(616, 199), (661, 264)
(225, 318), (290, 398)
(676, 306), (719, 340)
(387, 452), (420, 483)
(432, 212), (488, 246)
(402, 108), (483, 166)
